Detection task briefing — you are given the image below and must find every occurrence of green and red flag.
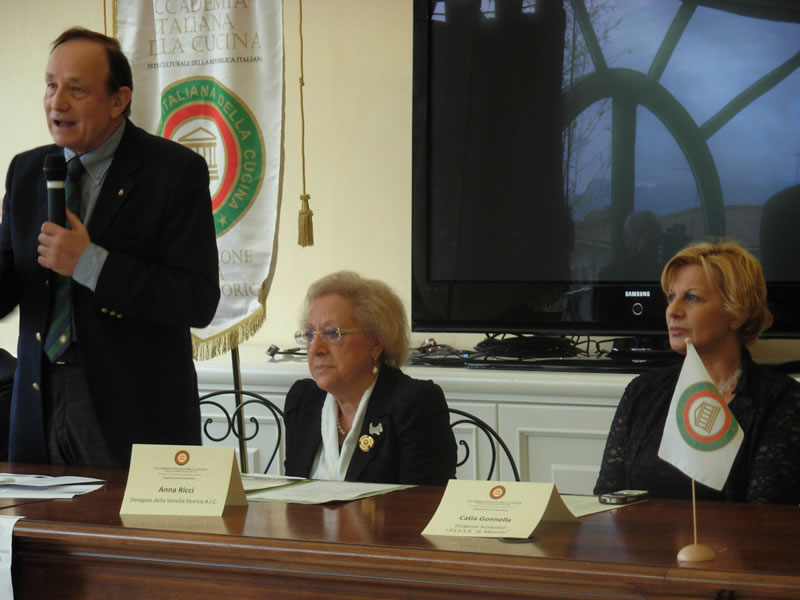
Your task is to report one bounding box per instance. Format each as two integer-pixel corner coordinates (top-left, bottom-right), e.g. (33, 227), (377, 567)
(658, 341), (744, 491)
(115, 1), (283, 359)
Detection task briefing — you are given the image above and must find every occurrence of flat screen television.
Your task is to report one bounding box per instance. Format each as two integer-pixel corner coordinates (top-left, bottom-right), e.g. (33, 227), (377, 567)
(412, 0), (800, 344)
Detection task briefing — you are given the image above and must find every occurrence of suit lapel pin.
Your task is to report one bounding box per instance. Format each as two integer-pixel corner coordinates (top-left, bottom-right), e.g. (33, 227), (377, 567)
(368, 421), (383, 436)
(118, 189), (125, 196)
(359, 434), (374, 452)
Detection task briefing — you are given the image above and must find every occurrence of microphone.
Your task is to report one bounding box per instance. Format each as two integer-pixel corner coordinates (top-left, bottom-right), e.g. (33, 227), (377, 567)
(43, 153), (67, 227)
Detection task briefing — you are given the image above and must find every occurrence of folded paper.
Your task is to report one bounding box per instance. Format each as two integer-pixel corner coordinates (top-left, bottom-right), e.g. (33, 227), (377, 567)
(120, 444), (247, 516)
(422, 480), (576, 538)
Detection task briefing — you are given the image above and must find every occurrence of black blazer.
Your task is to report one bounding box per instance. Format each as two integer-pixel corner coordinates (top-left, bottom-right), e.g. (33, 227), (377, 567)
(284, 366), (457, 485)
(0, 121), (220, 466)
(0, 349), (15, 461)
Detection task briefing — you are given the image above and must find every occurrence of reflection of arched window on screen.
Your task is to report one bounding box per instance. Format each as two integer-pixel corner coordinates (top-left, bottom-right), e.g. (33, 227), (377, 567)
(411, 0), (800, 337)
(563, 0), (800, 282)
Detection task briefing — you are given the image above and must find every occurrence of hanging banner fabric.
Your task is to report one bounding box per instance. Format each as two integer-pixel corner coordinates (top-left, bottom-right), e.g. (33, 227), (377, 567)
(115, 0), (283, 360)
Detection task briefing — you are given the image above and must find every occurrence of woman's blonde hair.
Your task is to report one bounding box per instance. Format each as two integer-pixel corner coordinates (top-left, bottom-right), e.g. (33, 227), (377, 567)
(660, 240), (773, 346)
(302, 271), (410, 367)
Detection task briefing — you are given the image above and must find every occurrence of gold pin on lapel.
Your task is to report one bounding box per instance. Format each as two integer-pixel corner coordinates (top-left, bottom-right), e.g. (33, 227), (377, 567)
(118, 189), (124, 196)
(359, 435), (374, 452)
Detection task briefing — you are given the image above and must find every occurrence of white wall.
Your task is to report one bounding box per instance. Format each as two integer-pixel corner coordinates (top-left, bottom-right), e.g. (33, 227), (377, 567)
(0, 1), (108, 353)
(1, 1), (796, 380)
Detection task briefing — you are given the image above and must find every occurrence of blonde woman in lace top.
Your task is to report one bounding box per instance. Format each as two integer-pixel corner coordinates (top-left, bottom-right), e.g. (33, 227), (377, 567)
(595, 241), (800, 504)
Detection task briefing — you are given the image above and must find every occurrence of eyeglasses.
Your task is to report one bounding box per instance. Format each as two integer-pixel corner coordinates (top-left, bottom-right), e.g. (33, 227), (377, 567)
(294, 326), (369, 346)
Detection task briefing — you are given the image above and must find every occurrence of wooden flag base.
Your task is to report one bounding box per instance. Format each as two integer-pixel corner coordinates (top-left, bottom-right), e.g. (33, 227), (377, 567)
(677, 543), (716, 562)
(676, 480), (716, 563)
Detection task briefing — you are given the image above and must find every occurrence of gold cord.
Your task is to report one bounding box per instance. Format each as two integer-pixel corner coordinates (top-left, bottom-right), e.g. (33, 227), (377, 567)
(108, 0), (117, 37)
(297, 0), (314, 246)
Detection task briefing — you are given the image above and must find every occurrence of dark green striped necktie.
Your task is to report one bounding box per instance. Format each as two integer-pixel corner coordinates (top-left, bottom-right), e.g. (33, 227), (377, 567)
(44, 157), (84, 361)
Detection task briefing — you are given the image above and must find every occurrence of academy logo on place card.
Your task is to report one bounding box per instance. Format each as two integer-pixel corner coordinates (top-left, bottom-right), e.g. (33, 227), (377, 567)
(490, 485), (506, 499)
(174, 449), (190, 465)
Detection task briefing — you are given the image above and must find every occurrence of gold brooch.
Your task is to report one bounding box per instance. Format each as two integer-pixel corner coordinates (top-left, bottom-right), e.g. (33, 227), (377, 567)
(359, 434), (374, 452)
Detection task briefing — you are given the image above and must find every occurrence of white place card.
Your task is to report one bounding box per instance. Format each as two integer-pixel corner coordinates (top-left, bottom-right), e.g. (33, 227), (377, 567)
(120, 444), (247, 516)
(422, 480), (577, 539)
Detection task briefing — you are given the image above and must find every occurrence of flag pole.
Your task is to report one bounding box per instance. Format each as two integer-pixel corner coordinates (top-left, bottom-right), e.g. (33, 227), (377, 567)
(677, 479), (715, 562)
(231, 346), (249, 474)
(692, 479), (697, 544)
(659, 338), (734, 563)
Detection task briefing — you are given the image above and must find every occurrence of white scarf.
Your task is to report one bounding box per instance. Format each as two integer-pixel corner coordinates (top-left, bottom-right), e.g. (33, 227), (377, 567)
(310, 379), (377, 481)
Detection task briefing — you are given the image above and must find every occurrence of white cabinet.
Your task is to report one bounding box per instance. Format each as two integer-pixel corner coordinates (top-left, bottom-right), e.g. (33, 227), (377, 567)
(499, 403), (616, 494)
(195, 359), (635, 493)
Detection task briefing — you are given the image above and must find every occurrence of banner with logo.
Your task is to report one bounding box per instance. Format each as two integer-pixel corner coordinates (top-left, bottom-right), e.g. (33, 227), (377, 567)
(658, 342), (744, 491)
(115, 0), (283, 359)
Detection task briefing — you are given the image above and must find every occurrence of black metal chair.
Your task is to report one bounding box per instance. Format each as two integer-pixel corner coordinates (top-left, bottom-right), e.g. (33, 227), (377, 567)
(449, 408), (520, 481)
(199, 390), (284, 474)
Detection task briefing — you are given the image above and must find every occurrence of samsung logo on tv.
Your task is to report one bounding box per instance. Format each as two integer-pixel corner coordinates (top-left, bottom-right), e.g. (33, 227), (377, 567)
(625, 291), (650, 298)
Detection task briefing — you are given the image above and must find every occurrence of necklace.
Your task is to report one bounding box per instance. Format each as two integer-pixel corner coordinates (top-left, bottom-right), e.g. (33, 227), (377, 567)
(717, 364), (742, 395)
(337, 412), (347, 436)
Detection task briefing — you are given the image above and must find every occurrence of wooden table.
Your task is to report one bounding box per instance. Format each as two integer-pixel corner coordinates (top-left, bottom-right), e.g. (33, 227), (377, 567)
(3, 463), (800, 599)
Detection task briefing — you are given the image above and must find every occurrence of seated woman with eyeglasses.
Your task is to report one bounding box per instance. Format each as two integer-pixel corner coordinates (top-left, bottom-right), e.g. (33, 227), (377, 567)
(283, 271), (457, 485)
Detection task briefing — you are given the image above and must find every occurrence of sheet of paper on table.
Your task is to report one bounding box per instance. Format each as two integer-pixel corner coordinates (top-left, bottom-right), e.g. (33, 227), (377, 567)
(0, 474), (104, 499)
(246, 479), (413, 504)
(560, 494), (647, 517)
(239, 473), (306, 492)
(0, 515), (24, 599)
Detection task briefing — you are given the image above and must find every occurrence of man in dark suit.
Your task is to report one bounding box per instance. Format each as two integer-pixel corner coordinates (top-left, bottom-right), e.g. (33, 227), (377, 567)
(0, 349), (15, 462)
(0, 27), (220, 467)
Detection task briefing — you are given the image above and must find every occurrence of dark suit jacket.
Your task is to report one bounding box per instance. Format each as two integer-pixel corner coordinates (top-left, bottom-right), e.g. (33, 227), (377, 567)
(283, 366), (457, 485)
(0, 349), (15, 461)
(0, 121), (220, 466)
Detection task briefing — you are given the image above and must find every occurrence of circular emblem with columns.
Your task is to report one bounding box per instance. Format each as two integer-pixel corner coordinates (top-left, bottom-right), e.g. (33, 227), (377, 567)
(157, 76), (265, 237)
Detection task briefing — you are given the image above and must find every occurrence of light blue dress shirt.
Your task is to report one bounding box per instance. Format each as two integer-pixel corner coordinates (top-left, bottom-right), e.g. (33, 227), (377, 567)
(64, 120), (126, 291)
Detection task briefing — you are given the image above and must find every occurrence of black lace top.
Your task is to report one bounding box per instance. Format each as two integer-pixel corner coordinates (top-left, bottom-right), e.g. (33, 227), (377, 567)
(594, 350), (800, 504)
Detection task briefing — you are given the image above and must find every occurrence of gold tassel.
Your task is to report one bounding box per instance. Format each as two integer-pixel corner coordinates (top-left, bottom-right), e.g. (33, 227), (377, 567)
(296, 0), (314, 247)
(298, 193), (314, 246)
